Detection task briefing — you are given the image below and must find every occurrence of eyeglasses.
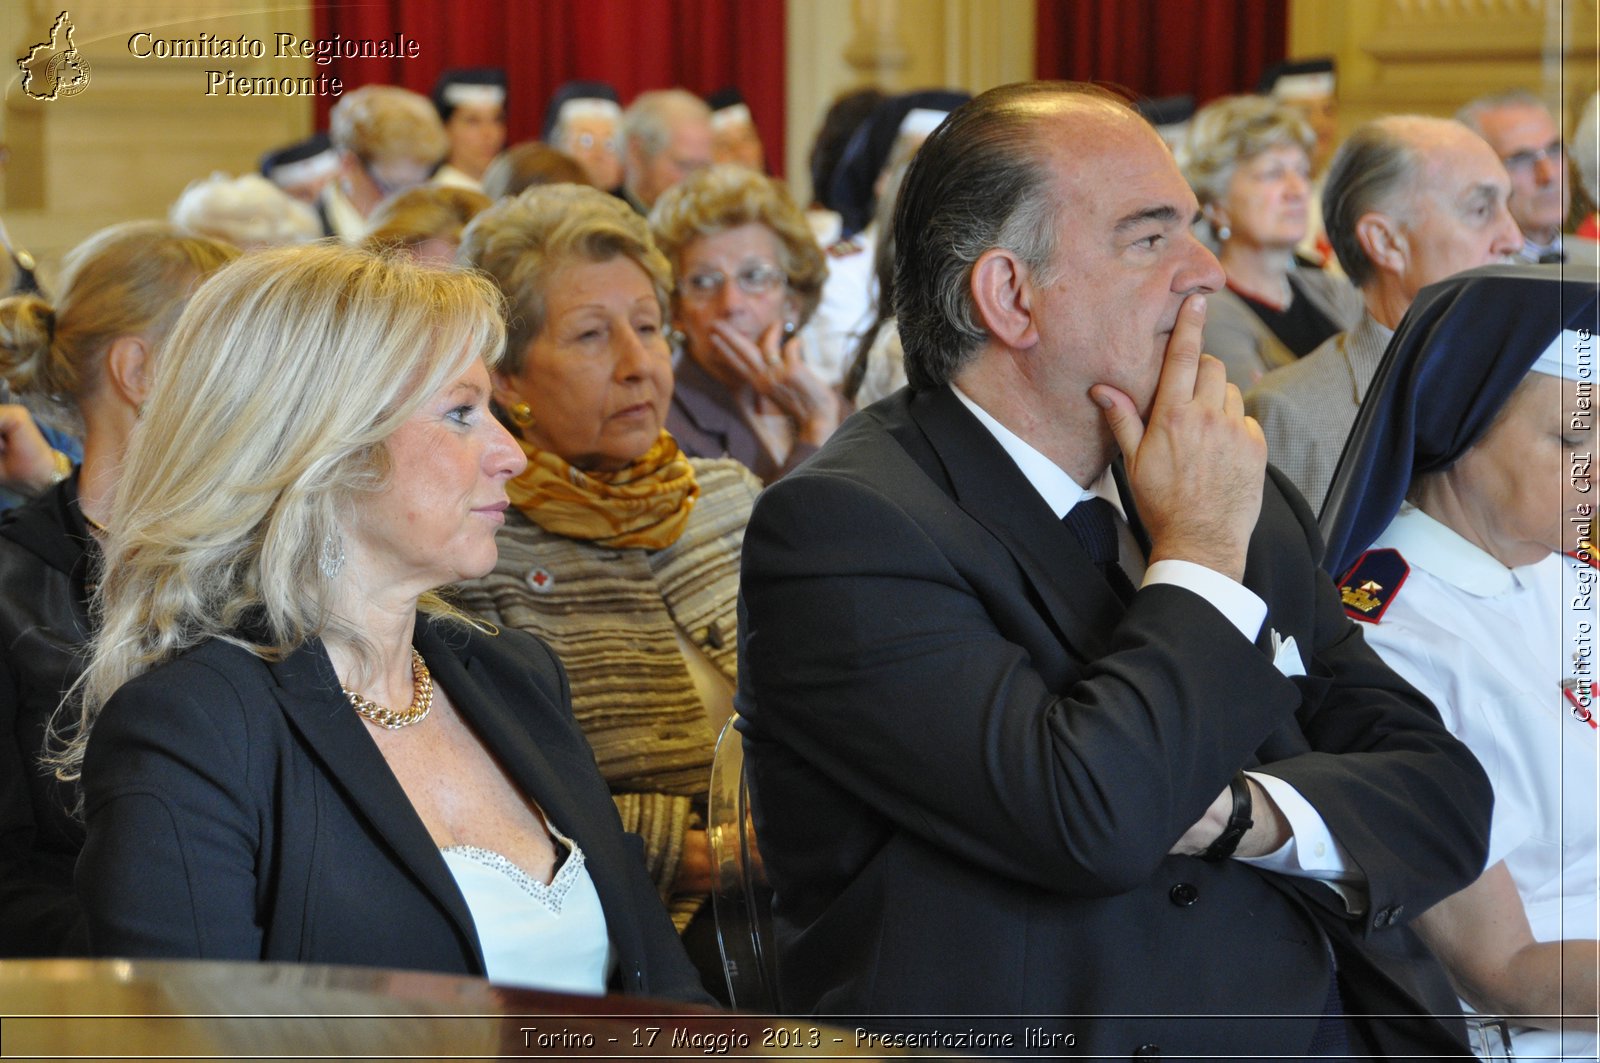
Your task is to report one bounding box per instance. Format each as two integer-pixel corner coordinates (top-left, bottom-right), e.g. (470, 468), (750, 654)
(681, 263), (786, 299)
(1502, 139), (1565, 175)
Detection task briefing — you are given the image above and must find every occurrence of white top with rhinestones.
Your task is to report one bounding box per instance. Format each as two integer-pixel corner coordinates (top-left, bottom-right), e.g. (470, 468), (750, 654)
(441, 825), (614, 994)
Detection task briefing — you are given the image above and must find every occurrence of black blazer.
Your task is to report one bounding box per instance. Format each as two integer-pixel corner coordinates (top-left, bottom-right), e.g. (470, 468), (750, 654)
(77, 613), (707, 1002)
(736, 386), (1491, 1057)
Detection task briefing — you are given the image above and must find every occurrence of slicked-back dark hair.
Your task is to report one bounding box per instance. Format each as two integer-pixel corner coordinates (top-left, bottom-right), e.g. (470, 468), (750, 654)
(894, 81), (1131, 391)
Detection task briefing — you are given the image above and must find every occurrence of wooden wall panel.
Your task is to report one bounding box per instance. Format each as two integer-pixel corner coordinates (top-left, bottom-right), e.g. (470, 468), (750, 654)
(2, 0), (313, 278)
(1290, 0), (1597, 135)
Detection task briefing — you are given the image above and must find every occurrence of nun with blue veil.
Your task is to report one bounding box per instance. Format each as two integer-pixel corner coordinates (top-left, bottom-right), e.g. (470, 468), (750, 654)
(1320, 263), (1597, 1061)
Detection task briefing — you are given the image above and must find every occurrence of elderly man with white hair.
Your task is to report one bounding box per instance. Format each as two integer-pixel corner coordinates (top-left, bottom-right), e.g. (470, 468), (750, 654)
(620, 89), (713, 213)
(1458, 88), (1600, 266)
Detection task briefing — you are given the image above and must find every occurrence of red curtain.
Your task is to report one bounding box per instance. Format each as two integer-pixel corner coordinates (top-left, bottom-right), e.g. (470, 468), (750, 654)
(311, 0), (786, 171)
(1035, 0), (1288, 105)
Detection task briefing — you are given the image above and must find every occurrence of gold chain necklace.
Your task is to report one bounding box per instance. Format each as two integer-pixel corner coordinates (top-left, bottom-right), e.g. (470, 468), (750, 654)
(343, 649), (433, 730)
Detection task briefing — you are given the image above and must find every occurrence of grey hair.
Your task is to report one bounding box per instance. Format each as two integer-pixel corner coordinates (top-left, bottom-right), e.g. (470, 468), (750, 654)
(622, 89), (711, 160)
(894, 82), (1126, 391)
(1322, 116), (1432, 288)
(1178, 95), (1315, 207)
(1455, 88), (1552, 136)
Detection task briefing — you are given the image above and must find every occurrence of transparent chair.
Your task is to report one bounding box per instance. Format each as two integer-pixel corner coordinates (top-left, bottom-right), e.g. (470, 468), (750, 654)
(706, 715), (777, 1010)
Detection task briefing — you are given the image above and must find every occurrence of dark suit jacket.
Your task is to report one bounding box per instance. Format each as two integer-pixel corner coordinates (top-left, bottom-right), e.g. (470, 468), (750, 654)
(736, 386), (1491, 1057)
(77, 613), (707, 1002)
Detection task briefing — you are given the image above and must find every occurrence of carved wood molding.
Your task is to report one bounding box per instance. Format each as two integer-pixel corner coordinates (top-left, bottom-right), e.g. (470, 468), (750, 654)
(1365, 0), (1594, 61)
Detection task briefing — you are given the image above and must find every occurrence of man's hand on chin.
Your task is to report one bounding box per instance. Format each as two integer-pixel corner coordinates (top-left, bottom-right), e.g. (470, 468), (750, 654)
(1090, 293), (1267, 583)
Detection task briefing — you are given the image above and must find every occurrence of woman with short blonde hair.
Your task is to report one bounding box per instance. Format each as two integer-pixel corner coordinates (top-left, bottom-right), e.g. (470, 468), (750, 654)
(481, 142), (590, 200)
(458, 184), (762, 999)
(650, 164), (826, 324)
(461, 182), (671, 362)
(649, 165), (842, 485)
(0, 221), (238, 956)
(323, 85), (449, 239)
(361, 183), (492, 264)
(61, 244), (706, 999)
(1178, 95), (1360, 386)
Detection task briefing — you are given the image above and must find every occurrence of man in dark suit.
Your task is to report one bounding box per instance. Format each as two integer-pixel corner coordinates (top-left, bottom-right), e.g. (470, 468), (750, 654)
(735, 81), (1492, 1058)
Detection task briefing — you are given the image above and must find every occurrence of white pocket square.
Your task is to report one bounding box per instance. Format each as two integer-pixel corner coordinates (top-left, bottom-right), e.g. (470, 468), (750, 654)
(1270, 630), (1307, 678)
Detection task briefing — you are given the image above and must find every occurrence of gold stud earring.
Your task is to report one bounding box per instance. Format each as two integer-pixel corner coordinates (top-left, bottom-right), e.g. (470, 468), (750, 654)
(507, 401), (536, 428)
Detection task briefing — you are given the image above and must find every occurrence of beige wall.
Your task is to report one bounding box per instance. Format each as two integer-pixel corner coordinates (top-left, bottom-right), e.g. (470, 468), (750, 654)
(8, 0), (1596, 277)
(1290, 0), (1598, 136)
(2, 0), (313, 279)
(784, 0), (1036, 203)
(4, 0), (1039, 276)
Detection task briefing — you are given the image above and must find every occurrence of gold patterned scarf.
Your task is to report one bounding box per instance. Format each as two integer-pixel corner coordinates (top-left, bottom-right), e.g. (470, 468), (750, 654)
(505, 431), (700, 549)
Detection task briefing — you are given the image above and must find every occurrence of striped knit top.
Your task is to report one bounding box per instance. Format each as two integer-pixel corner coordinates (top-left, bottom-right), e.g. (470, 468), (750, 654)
(451, 457), (760, 927)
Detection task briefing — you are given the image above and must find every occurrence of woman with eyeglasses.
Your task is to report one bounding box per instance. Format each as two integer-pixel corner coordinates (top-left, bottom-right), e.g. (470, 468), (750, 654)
(650, 165), (845, 485)
(454, 184), (762, 998)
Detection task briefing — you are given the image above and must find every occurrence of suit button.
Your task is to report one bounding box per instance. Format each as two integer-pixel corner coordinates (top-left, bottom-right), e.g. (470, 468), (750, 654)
(1168, 882), (1199, 907)
(1134, 1044), (1161, 1059)
(1373, 905), (1397, 929)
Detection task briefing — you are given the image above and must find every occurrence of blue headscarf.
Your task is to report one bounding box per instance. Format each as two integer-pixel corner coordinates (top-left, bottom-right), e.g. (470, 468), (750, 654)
(827, 89), (969, 239)
(1320, 263), (1599, 577)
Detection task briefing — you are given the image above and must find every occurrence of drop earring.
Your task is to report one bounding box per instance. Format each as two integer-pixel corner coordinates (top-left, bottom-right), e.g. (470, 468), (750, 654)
(319, 531), (345, 579)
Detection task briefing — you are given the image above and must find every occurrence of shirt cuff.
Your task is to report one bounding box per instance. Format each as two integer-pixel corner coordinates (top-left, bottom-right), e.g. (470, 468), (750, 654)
(1236, 772), (1365, 896)
(1143, 559), (1267, 643)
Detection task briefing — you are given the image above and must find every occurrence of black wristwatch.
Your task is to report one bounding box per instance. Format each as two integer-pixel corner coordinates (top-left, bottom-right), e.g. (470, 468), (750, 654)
(1200, 773), (1253, 862)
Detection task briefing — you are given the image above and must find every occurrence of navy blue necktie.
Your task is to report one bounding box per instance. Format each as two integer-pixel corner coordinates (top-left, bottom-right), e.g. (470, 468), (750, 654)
(1063, 497), (1137, 605)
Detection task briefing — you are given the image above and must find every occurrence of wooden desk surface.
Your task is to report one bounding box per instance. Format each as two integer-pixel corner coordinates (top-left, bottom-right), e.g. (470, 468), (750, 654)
(0, 959), (914, 1061)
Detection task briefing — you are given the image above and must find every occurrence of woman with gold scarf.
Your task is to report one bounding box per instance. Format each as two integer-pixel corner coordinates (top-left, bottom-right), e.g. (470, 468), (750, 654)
(455, 184), (759, 997)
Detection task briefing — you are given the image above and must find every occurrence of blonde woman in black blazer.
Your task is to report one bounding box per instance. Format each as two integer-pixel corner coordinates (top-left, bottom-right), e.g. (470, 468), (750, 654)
(59, 245), (706, 1000)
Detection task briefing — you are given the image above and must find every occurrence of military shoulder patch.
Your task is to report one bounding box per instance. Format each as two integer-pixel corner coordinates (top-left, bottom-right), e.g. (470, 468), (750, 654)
(1338, 548), (1410, 623)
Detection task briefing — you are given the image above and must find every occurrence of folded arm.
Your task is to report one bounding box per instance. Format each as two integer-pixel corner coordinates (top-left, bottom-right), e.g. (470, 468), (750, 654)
(739, 462), (1488, 910)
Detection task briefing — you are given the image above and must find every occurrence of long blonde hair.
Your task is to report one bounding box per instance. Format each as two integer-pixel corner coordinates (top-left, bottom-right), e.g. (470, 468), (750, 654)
(51, 244), (506, 784)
